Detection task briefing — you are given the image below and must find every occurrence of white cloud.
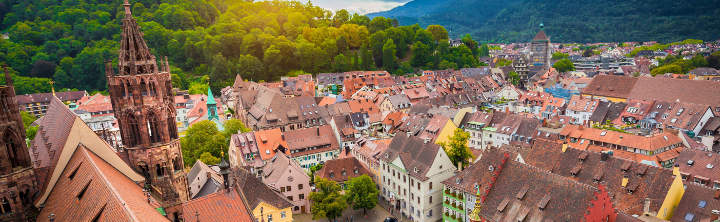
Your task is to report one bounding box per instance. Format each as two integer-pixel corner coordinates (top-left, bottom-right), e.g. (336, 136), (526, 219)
(299, 0), (411, 14)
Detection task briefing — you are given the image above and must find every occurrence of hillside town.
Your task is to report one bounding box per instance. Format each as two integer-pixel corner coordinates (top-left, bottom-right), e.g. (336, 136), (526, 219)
(3, 1), (720, 222)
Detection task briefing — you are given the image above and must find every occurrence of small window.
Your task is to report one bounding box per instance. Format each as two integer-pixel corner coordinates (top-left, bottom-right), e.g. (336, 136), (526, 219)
(281, 211), (286, 218)
(298, 184), (303, 190)
(68, 162), (82, 180)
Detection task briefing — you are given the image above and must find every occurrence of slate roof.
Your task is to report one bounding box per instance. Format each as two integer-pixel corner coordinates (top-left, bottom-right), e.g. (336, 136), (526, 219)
(316, 157), (373, 183)
(38, 145), (168, 222)
(181, 188), (253, 222)
(380, 134), (445, 181)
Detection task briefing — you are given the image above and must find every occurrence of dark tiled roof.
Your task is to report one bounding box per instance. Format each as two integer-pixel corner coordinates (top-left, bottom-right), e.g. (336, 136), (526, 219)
(234, 169), (293, 210)
(30, 96), (79, 191)
(532, 30), (549, 41)
(628, 77), (720, 107)
(316, 157), (373, 183)
(676, 149), (720, 184)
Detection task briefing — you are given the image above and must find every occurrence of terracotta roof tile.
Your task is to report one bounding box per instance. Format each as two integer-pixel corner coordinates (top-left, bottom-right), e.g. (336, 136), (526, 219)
(316, 157), (372, 183)
(181, 189), (253, 222)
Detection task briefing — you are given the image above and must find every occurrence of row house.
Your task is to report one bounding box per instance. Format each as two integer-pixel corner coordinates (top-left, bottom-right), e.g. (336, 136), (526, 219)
(480, 112), (539, 150)
(316, 157), (373, 189)
(379, 134), (456, 222)
(566, 95), (600, 125)
(458, 112), (494, 150)
(342, 71), (394, 99)
(639, 100), (714, 136)
(73, 93), (123, 149)
(380, 94), (412, 113)
(329, 115), (360, 150)
(560, 124), (685, 167)
(16, 90), (87, 117)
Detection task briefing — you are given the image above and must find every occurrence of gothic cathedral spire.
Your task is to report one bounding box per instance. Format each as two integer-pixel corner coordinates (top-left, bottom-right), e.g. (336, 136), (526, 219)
(106, 0), (189, 208)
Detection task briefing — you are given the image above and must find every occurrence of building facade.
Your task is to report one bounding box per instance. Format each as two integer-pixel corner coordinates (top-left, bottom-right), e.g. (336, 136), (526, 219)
(106, 1), (188, 207)
(530, 25), (551, 67)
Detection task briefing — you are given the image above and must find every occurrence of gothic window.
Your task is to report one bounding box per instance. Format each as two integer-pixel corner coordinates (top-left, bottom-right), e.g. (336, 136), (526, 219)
(1, 197), (11, 215)
(140, 79), (148, 96)
(120, 82), (127, 98)
(148, 80), (157, 97)
(4, 129), (22, 168)
(127, 115), (141, 147)
(147, 114), (161, 143)
(168, 116), (178, 139)
(156, 164), (165, 177)
(137, 162), (149, 178)
(172, 157), (182, 173)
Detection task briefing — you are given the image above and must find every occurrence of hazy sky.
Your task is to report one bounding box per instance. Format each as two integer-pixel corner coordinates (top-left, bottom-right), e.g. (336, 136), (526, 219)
(304, 0), (411, 14)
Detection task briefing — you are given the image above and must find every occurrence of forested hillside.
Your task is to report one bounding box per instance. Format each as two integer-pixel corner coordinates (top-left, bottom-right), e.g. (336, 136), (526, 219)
(370, 0), (720, 43)
(0, 0), (483, 95)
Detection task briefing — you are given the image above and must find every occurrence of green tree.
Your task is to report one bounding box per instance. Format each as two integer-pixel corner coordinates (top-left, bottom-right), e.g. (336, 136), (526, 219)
(369, 31), (387, 67)
(508, 71), (520, 86)
(462, 34), (479, 56)
(310, 178), (347, 221)
(477, 43), (489, 57)
(690, 54), (708, 67)
(551, 52), (569, 60)
(199, 152), (220, 165)
(708, 51), (720, 69)
(180, 120), (226, 167)
(582, 49), (593, 57)
(552, 59), (576, 73)
(426, 25), (448, 42)
(410, 41), (432, 67)
(222, 119), (251, 138)
(359, 44), (373, 70)
(20, 111), (37, 129)
(382, 39), (398, 71)
(345, 175), (378, 215)
(438, 128), (473, 167)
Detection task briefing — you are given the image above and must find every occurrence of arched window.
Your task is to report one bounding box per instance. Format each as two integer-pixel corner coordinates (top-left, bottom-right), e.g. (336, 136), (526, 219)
(168, 116), (178, 139)
(4, 129), (22, 168)
(155, 164), (165, 177)
(148, 80), (157, 97)
(1, 197), (11, 215)
(137, 162), (149, 178)
(126, 115), (141, 147)
(147, 114), (161, 143)
(140, 79), (148, 96)
(120, 82), (127, 98)
(172, 157), (182, 172)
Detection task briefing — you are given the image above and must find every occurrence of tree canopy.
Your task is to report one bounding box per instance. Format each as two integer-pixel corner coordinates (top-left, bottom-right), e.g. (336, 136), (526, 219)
(345, 174), (379, 214)
(1, 0), (484, 95)
(310, 177), (347, 221)
(552, 59), (575, 73)
(438, 128), (473, 167)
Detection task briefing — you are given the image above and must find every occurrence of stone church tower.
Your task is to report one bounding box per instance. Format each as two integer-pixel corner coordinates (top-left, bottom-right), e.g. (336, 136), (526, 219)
(0, 68), (37, 221)
(106, 0), (188, 207)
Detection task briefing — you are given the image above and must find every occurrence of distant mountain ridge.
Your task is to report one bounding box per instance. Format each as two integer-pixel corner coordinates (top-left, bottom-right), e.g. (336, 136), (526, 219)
(369, 0), (720, 43)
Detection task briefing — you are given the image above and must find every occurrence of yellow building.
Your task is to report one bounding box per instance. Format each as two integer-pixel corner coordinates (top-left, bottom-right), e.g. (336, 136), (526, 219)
(435, 119), (459, 146)
(236, 170), (294, 222)
(656, 166), (685, 220)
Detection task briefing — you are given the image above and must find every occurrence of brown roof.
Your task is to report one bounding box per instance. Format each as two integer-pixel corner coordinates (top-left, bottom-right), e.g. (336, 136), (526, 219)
(581, 75), (638, 99)
(284, 125), (339, 157)
(532, 30), (549, 41)
(676, 149), (720, 184)
(380, 134), (445, 181)
(234, 169), (293, 210)
(520, 139), (675, 216)
(16, 90), (87, 105)
(561, 124), (683, 152)
(628, 77), (720, 107)
(479, 161), (601, 221)
(181, 189), (253, 222)
(38, 145), (168, 222)
(316, 157), (373, 183)
(442, 147), (516, 194)
(30, 96), (80, 191)
(670, 183), (720, 222)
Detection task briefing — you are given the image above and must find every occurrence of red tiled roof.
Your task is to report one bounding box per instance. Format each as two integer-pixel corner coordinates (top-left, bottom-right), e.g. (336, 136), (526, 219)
(181, 189), (253, 222)
(254, 128), (289, 161)
(38, 145), (168, 222)
(316, 157), (373, 183)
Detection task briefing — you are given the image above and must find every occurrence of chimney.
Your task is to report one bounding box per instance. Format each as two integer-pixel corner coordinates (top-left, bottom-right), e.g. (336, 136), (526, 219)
(406, 131), (412, 137)
(643, 198), (651, 215)
(316, 127), (320, 136)
(423, 138), (430, 144)
(457, 161), (462, 172)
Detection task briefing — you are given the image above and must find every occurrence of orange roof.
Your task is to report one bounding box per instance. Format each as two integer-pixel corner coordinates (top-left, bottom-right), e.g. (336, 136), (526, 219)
(318, 96), (336, 106)
(75, 93), (113, 114)
(561, 125), (683, 151)
(254, 128), (289, 160)
(181, 189), (253, 222)
(348, 98), (380, 114)
(39, 145), (168, 221)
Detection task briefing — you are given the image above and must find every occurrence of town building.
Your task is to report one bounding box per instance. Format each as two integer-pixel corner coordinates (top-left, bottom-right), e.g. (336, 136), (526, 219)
(16, 91), (87, 117)
(675, 149), (720, 189)
(187, 160), (223, 199)
(530, 24), (551, 67)
(284, 125), (340, 169)
(234, 169), (294, 222)
(105, 1), (188, 206)
(379, 134), (456, 222)
(316, 157), (372, 189)
(260, 153), (311, 214)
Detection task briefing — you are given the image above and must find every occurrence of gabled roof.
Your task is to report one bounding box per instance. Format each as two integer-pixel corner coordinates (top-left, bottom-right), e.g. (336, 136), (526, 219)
(582, 75), (638, 99)
(31, 96), (144, 207)
(234, 169), (293, 210)
(381, 134), (446, 181)
(181, 188), (253, 222)
(38, 145), (166, 221)
(316, 157), (373, 183)
(670, 183), (720, 222)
